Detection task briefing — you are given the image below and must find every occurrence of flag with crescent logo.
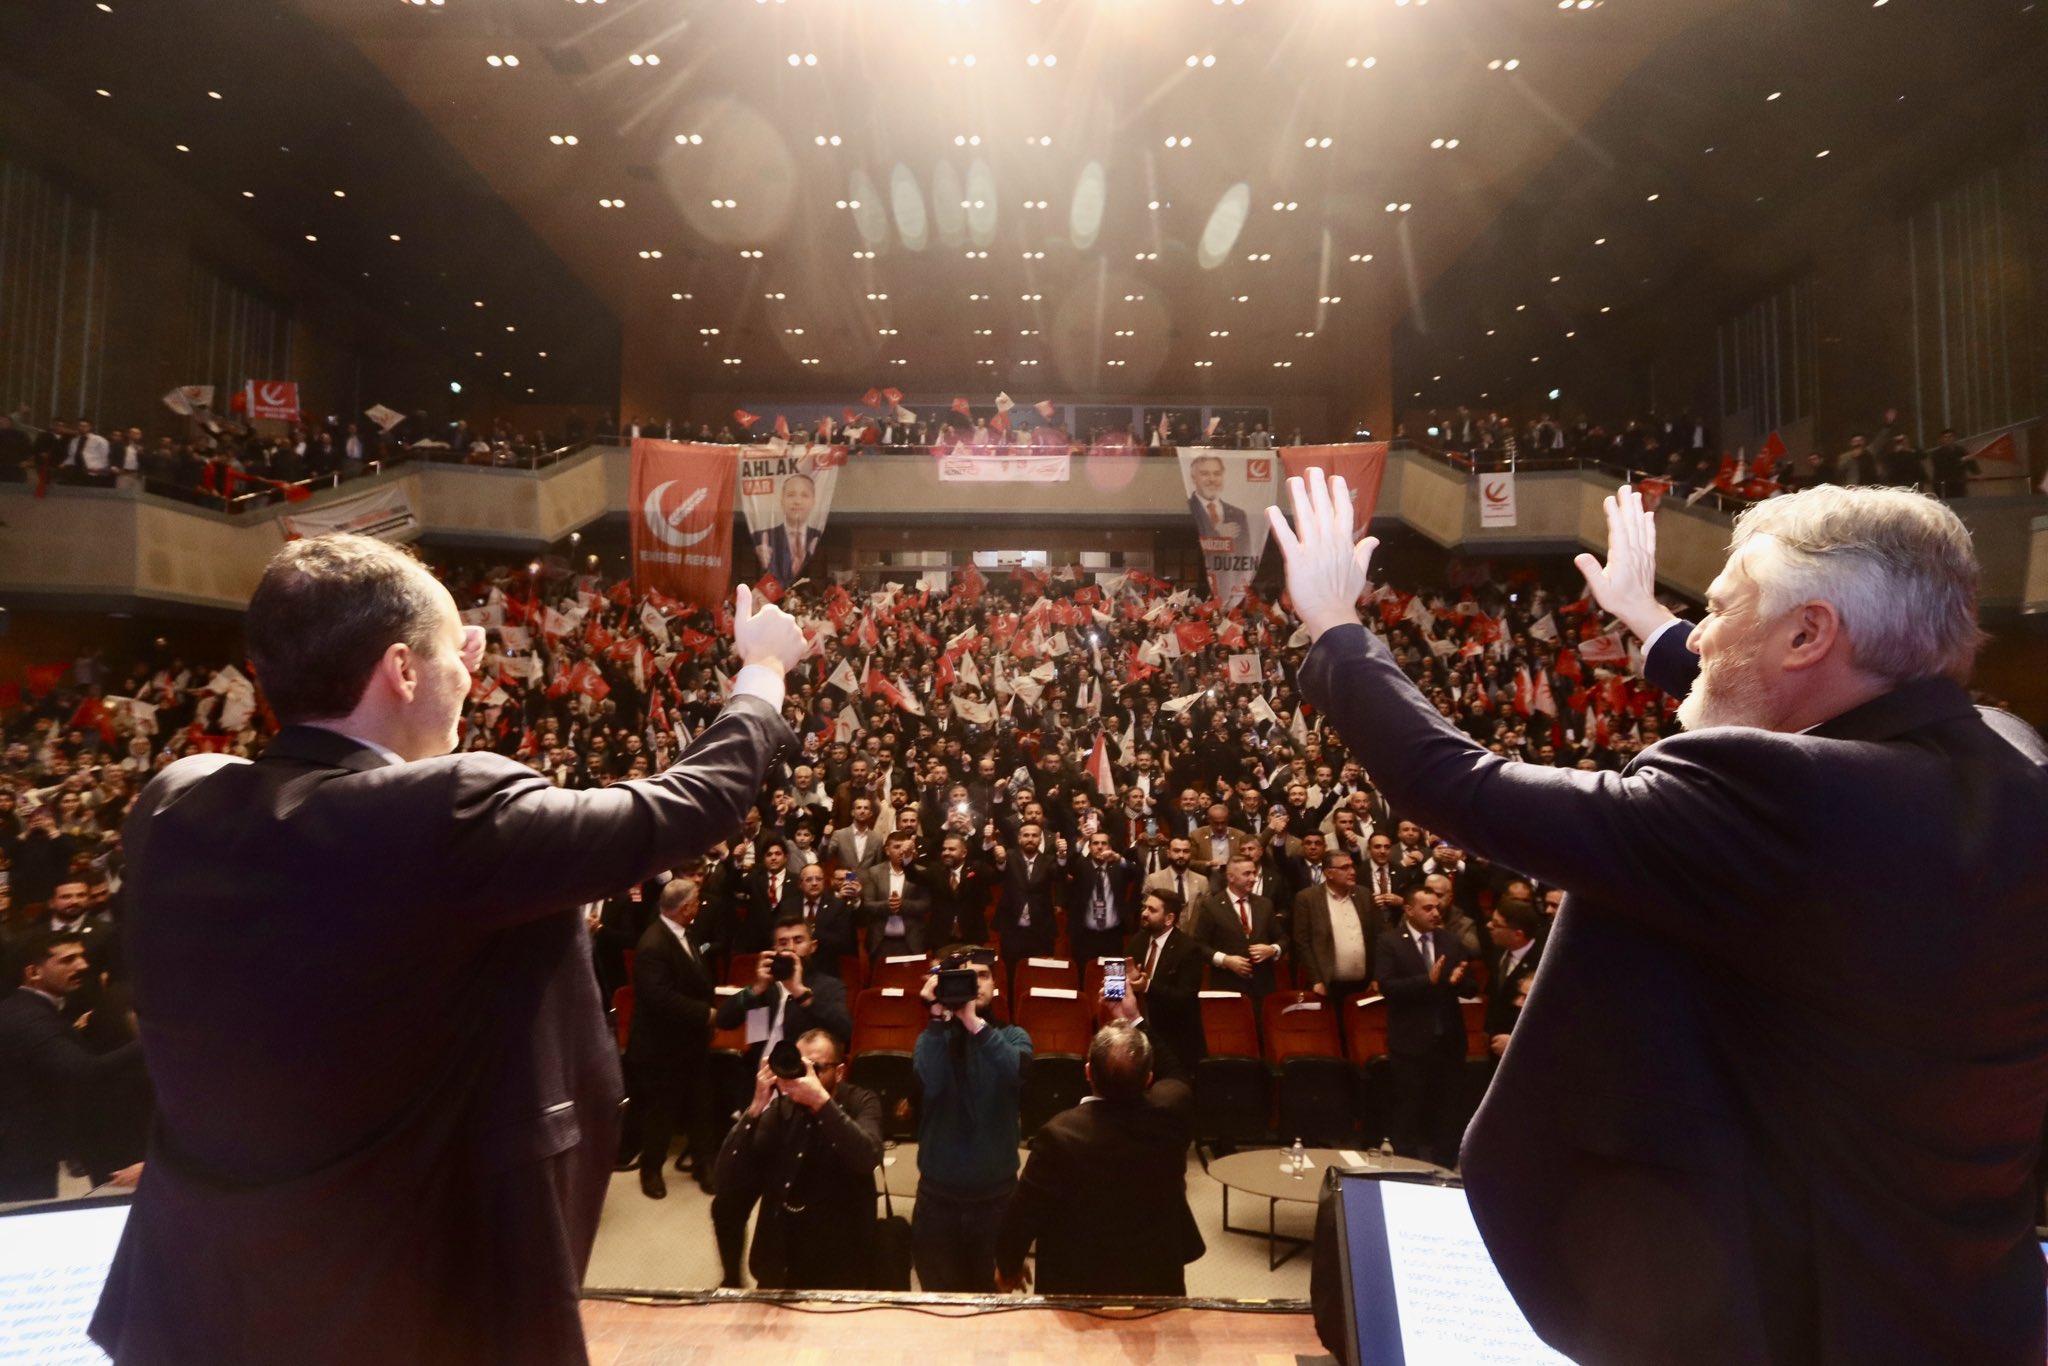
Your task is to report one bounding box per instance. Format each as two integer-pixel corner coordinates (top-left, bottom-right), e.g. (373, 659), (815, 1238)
(630, 439), (738, 608)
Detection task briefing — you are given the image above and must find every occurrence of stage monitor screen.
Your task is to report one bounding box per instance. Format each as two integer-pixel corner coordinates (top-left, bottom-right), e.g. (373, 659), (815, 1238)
(0, 1197), (129, 1364)
(1334, 1171), (1571, 1365)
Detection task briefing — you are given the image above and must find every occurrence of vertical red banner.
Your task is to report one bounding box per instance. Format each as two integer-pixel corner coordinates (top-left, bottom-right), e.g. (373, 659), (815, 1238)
(1279, 443), (1389, 539)
(630, 439), (738, 608)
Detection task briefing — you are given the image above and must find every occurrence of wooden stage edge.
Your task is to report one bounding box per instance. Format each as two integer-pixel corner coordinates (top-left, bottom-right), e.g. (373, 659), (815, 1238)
(579, 1289), (1331, 1365)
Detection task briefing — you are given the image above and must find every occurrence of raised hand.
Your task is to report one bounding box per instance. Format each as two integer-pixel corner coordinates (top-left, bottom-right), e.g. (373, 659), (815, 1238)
(1571, 485), (1678, 643)
(732, 583), (807, 673)
(1265, 469), (1378, 642)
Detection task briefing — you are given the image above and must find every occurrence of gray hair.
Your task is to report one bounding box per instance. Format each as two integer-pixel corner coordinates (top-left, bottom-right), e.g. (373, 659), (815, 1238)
(659, 877), (700, 913)
(1727, 485), (1983, 685)
(1087, 1020), (1154, 1102)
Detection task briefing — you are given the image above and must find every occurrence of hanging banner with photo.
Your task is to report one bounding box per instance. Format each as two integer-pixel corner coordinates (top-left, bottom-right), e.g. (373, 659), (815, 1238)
(1176, 448), (1278, 606)
(280, 483), (419, 542)
(740, 442), (845, 581)
(1480, 471), (1519, 528)
(1278, 443), (1390, 539)
(630, 440), (738, 608)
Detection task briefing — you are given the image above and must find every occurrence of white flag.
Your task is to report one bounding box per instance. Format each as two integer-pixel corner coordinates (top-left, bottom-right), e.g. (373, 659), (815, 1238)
(827, 659), (860, 694)
(994, 392), (1015, 414)
(952, 693), (996, 726)
(639, 604), (670, 646)
(496, 625), (532, 653)
(1227, 653), (1261, 686)
(1160, 689), (1208, 717)
(364, 403), (406, 433)
(1529, 614), (1559, 644)
(957, 651), (982, 691)
(1249, 694), (1280, 728)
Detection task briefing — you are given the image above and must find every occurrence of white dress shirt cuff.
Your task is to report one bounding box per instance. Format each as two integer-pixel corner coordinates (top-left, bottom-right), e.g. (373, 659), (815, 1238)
(1640, 617), (1688, 664)
(731, 663), (787, 712)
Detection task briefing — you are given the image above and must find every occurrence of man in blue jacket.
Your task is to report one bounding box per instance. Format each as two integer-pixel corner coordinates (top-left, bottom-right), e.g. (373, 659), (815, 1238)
(912, 947), (1031, 1292)
(1269, 473), (2048, 1366)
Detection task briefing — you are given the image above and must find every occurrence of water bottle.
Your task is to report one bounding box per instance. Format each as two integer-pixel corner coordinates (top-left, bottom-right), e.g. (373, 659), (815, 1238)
(1379, 1136), (1395, 1161)
(1289, 1136), (1307, 1179)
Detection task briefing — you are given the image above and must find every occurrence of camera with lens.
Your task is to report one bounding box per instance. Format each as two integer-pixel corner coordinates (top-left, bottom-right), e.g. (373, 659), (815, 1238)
(767, 1039), (807, 1080)
(770, 952), (798, 982)
(932, 949), (993, 1010)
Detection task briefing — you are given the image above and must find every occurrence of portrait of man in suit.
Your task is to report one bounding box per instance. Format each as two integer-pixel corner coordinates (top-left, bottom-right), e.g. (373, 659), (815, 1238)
(90, 536), (803, 1366)
(1275, 471), (2048, 1364)
(752, 471), (823, 582)
(1185, 453), (1248, 542)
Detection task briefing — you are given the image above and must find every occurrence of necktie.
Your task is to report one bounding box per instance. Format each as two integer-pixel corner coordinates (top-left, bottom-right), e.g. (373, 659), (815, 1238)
(1207, 499), (1222, 528)
(1311, 865), (1324, 885)
(770, 872), (781, 903)
(1418, 931), (1435, 969)
(789, 530), (805, 575)
(1175, 871), (1186, 903)
(1142, 937), (1160, 983)
(805, 899), (818, 923)
(1236, 895), (1251, 936)
(1094, 866), (1112, 930)
(951, 867), (960, 892)
(1376, 865), (1389, 897)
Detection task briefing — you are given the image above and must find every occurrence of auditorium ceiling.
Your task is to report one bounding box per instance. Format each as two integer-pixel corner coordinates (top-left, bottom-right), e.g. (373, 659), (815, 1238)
(5, 0), (2034, 415)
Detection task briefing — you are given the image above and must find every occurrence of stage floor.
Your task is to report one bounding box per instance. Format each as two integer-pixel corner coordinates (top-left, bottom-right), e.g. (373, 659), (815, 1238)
(580, 1296), (1330, 1365)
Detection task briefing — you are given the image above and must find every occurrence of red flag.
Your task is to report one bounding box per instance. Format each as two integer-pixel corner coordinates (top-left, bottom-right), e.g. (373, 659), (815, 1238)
(1125, 644), (1157, 683)
(1636, 478), (1670, 512)
(882, 387), (903, 405)
(989, 412), (1009, 434)
(607, 580), (633, 607)
(755, 573), (785, 604)
(1279, 444), (1389, 540)
(244, 380), (301, 423)
(1752, 431), (1787, 480)
(1513, 666), (1535, 718)
(958, 563), (985, 600)
(24, 663), (67, 697)
(1173, 620), (1214, 654)
(629, 439), (738, 608)
(734, 409), (761, 430)
(842, 406), (860, 424)
(1579, 632), (1630, 666)
(951, 397), (972, 416)
(677, 626), (714, 657)
(584, 617), (614, 654)
(861, 388), (881, 408)
(935, 652), (956, 689)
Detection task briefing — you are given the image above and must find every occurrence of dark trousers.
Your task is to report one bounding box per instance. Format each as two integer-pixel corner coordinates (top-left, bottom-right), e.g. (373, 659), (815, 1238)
(630, 1047), (717, 1177)
(911, 1180), (1013, 1293)
(1389, 1048), (1465, 1165)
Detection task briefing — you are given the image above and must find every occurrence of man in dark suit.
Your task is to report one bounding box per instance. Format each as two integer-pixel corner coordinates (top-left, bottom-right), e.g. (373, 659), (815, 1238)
(1186, 855), (1283, 1001)
(991, 821), (1061, 976)
(626, 878), (720, 1200)
(1374, 886), (1476, 1164)
(1482, 897), (1542, 1062)
(1185, 452), (1249, 541)
(1278, 471), (2048, 1364)
(714, 1028), (883, 1290)
(0, 930), (145, 1200)
(751, 472), (823, 581)
(91, 538), (801, 1366)
(1127, 889), (1206, 1070)
(992, 1011), (1203, 1297)
(1064, 829), (1140, 967)
(713, 917), (852, 1074)
(859, 830), (931, 961)
(794, 864), (857, 974)
(921, 834), (997, 945)
(738, 843), (803, 953)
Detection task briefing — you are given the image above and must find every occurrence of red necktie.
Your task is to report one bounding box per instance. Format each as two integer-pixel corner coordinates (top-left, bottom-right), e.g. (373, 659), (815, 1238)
(1236, 895), (1251, 935)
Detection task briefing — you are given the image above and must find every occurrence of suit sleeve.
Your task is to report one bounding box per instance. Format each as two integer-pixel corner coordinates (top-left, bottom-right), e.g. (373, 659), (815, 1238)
(798, 978), (852, 1044)
(1375, 930), (1434, 1003)
(813, 1086), (884, 1176)
(1300, 624), (1813, 958)
(995, 1128), (1059, 1277)
(434, 694), (793, 927)
(1643, 620), (1701, 698)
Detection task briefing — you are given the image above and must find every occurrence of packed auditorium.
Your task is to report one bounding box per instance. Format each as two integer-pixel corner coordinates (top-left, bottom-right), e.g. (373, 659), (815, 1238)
(5, 3), (2048, 1365)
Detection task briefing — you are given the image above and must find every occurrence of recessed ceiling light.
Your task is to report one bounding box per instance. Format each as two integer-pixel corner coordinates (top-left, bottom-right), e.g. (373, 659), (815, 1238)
(1296, 331), (1316, 338)
(389, 233), (401, 241)
(675, 133), (704, 145)
(1193, 360), (1213, 368)
(174, 143), (190, 153)
(814, 134), (842, 147)
(549, 134), (578, 145)
(1815, 148), (1831, 158)
(1767, 91), (1783, 101)
(1348, 253), (1374, 263)
(303, 234), (317, 242)
(505, 325), (516, 333)
(627, 53), (660, 65)
(207, 90), (222, 100)
(1646, 193), (1660, 202)
(1345, 57), (1378, 69)
(1231, 294), (1249, 302)
(241, 190), (254, 198)
(739, 248), (763, 258)
(333, 189), (346, 198)
(1186, 54), (1216, 67)
(1209, 329), (1230, 337)
(671, 292), (688, 300)
(95, 88), (111, 97)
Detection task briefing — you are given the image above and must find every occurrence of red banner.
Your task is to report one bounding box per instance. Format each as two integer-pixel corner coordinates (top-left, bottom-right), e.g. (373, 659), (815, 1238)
(1279, 443), (1389, 538)
(244, 380), (302, 423)
(630, 439), (737, 609)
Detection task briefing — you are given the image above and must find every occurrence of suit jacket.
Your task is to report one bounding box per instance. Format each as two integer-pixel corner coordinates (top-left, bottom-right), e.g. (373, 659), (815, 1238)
(1485, 942), (1540, 1038)
(1129, 928), (1206, 1069)
(994, 848), (1061, 942)
(823, 823), (886, 875)
(92, 702), (790, 1366)
(919, 858), (997, 945)
(0, 987), (143, 1195)
(752, 524), (822, 582)
(994, 1077), (1203, 1296)
(713, 973), (853, 1071)
(802, 894), (860, 971)
(1373, 925), (1472, 1058)
(625, 919), (717, 1066)
(1186, 824), (1251, 877)
(1291, 885), (1376, 991)
(1302, 620), (2048, 1366)
(1185, 890), (1281, 994)
(1186, 492), (1249, 541)
(1064, 852), (1141, 942)
(858, 862), (932, 954)
(713, 1082), (883, 1290)
(1143, 864), (1206, 913)
(739, 866), (804, 951)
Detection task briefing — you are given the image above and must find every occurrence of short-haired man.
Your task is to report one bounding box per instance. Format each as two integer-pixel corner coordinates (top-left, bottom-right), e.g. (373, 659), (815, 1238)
(992, 1007), (1201, 1298)
(0, 931), (145, 1201)
(1126, 890), (1206, 1071)
(627, 878), (719, 1200)
(990, 821), (1060, 976)
(1188, 855), (1283, 1001)
(913, 947), (1032, 1293)
(1483, 899), (1542, 1061)
(91, 535), (803, 1366)
(1064, 828), (1140, 968)
(1374, 887), (1476, 1164)
(715, 1029), (882, 1290)
(859, 831), (931, 962)
(1275, 471), (2048, 1360)
(1292, 849), (1371, 1001)
(922, 833), (996, 946)
(715, 917), (852, 1076)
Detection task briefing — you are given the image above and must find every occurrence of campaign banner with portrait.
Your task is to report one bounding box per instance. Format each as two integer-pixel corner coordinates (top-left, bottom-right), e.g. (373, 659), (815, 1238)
(740, 442), (845, 581)
(630, 440), (738, 608)
(279, 483), (419, 543)
(1176, 448), (1278, 605)
(1278, 443), (1389, 539)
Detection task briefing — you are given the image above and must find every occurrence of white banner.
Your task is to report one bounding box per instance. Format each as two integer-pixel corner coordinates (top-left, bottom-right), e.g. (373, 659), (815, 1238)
(936, 450), (1071, 483)
(162, 385), (214, 417)
(1177, 448), (1279, 606)
(1479, 472), (1519, 528)
(280, 484), (419, 542)
(740, 442), (844, 581)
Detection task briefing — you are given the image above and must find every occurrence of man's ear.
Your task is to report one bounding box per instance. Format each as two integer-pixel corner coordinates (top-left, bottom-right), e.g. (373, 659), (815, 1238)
(1781, 601), (1845, 673)
(376, 641), (421, 703)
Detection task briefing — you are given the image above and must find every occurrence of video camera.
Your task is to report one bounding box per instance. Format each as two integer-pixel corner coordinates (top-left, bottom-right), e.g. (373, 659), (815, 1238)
(931, 948), (996, 1010)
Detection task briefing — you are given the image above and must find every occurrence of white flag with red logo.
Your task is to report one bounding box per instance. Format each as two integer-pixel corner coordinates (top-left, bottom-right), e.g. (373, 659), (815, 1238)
(1086, 733), (1116, 798)
(1579, 632), (1630, 666)
(1227, 653), (1261, 686)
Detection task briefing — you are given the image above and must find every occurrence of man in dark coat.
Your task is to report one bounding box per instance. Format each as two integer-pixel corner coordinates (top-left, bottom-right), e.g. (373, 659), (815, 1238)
(1275, 472), (2048, 1365)
(714, 1029), (883, 1289)
(993, 1009), (1202, 1297)
(1125, 888), (1207, 1071)
(626, 878), (720, 1199)
(90, 538), (802, 1366)
(1373, 886), (1477, 1163)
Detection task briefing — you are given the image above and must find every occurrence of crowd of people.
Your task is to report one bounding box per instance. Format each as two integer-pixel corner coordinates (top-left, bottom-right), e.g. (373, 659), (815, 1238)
(1, 531), (1692, 1291)
(1418, 402), (1990, 500)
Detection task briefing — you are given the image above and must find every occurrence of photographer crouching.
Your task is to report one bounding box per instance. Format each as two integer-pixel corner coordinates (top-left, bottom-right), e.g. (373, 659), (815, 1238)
(713, 1029), (883, 1290)
(912, 946), (1032, 1293)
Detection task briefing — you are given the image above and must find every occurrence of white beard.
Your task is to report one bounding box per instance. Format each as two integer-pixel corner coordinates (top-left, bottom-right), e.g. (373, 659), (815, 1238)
(1676, 648), (1775, 732)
